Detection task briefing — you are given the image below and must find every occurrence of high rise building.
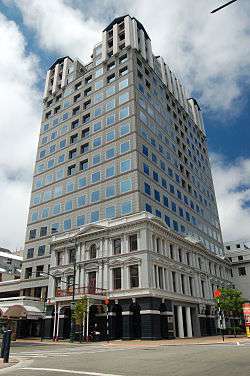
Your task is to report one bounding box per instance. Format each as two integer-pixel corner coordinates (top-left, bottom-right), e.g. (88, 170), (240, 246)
(19, 15), (231, 339)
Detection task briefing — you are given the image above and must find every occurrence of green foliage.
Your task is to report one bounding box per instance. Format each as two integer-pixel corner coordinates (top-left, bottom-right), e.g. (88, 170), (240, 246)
(72, 296), (88, 325)
(216, 288), (243, 317)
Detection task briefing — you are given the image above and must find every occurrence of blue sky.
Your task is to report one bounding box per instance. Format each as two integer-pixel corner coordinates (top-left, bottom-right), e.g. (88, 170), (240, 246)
(0, 0), (250, 250)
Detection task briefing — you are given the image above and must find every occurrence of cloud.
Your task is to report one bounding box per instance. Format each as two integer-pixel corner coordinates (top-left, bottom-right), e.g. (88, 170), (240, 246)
(0, 12), (41, 250)
(211, 153), (250, 242)
(10, 0), (250, 113)
(9, 0), (103, 63)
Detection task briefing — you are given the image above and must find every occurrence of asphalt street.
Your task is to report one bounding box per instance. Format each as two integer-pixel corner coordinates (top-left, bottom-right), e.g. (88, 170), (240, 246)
(1, 341), (250, 376)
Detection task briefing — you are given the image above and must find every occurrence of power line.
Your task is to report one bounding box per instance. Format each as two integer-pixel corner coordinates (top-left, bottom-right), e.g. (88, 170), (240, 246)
(211, 0), (238, 14)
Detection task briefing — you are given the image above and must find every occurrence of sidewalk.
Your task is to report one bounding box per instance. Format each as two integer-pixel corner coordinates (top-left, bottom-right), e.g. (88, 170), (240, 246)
(12, 335), (250, 347)
(105, 335), (250, 347)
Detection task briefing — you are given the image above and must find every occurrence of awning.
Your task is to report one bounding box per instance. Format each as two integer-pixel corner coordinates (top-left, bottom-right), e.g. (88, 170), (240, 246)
(3, 304), (44, 320)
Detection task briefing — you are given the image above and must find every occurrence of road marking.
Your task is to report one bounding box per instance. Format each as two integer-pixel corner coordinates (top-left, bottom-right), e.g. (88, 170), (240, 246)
(21, 367), (124, 376)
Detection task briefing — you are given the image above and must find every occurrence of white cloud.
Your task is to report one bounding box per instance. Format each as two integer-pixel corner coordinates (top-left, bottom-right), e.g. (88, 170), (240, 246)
(11, 0), (250, 113)
(0, 13), (41, 250)
(211, 154), (250, 242)
(10, 0), (102, 63)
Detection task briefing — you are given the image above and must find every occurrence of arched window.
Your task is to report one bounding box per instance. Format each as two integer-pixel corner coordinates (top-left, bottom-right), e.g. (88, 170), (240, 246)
(90, 244), (97, 259)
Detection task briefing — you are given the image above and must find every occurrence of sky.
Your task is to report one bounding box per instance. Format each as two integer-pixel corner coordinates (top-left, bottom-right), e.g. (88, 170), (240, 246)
(0, 0), (250, 250)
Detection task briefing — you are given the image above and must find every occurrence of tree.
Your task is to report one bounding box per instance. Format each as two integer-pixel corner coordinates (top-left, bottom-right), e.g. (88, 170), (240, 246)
(216, 288), (243, 337)
(72, 296), (88, 341)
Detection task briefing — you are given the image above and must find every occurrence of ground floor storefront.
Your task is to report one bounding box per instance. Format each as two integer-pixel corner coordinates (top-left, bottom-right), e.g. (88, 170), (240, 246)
(42, 296), (218, 341)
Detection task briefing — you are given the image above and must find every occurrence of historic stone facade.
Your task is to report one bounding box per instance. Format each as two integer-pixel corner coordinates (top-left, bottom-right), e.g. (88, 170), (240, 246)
(45, 212), (232, 340)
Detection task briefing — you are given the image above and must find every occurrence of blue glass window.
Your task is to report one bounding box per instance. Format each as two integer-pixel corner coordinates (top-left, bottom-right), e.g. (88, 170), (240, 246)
(65, 200), (72, 211)
(142, 145), (148, 157)
(106, 148), (115, 159)
(77, 196), (86, 207)
(31, 212), (38, 222)
(120, 123), (130, 136)
(92, 171), (101, 183)
(145, 203), (152, 213)
(92, 154), (101, 165)
(170, 184), (175, 194)
(106, 130), (115, 142)
(106, 185), (115, 198)
(106, 114), (115, 126)
(179, 207), (184, 217)
(121, 201), (132, 215)
(94, 107), (102, 117)
(143, 163), (149, 175)
(120, 178), (132, 193)
(120, 141), (130, 154)
(39, 149), (46, 159)
(60, 139), (66, 149)
(106, 165), (115, 177)
(41, 207), (49, 219)
(58, 154), (65, 164)
(66, 181), (74, 193)
(91, 190), (100, 202)
(78, 177), (86, 188)
(144, 183), (151, 195)
(120, 159), (131, 173)
(93, 137), (102, 148)
(154, 190), (160, 202)
(91, 210), (99, 222)
(163, 196), (169, 207)
(171, 202), (177, 212)
(119, 78), (128, 90)
(93, 121), (102, 132)
(165, 215), (170, 227)
(119, 106), (129, 120)
(153, 171), (159, 182)
(152, 153), (157, 164)
(77, 215), (85, 227)
(162, 178), (167, 189)
(106, 85), (115, 96)
(106, 98), (115, 111)
(105, 206), (115, 219)
(64, 219), (71, 230)
(173, 220), (179, 232)
(155, 209), (161, 218)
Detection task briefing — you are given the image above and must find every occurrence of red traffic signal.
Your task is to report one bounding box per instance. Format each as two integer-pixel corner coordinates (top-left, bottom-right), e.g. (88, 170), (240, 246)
(104, 298), (110, 305)
(214, 289), (222, 299)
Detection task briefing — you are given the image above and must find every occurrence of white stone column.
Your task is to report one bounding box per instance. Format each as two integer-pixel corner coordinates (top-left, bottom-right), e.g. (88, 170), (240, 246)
(43, 69), (51, 99)
(123, 266), (128, 289)
(132, 19), (139, 50)
(186, 307), (193, 338)
(139, 28), (146, 60)
(113, 23), (118, 55)
(177, 306), (184, 338)
(52, 63), (59, 94)
(101, 31), (107, 62)
(146, 38), (154, 68)
(124, 15), (132, 47)
(61, 57), (69, 88)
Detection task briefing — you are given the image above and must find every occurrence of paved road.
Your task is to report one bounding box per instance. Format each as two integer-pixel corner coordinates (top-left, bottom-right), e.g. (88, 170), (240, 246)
(2, 341), (250, 375)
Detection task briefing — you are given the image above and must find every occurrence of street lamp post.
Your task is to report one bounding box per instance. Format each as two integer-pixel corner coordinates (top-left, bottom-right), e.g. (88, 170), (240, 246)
(69, 238), (77, 343)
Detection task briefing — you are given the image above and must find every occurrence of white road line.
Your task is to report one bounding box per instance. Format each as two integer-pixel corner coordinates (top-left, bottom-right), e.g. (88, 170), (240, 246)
(21, 367), (124, 376)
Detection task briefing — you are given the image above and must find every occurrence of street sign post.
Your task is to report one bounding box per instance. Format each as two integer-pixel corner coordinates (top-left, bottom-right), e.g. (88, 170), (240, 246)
(214, 289), (225, 341)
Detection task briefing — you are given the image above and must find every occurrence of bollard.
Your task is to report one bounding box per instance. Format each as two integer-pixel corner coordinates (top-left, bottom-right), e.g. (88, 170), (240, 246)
(1, 331), (7, 358)
(2, 330), (12, 363)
